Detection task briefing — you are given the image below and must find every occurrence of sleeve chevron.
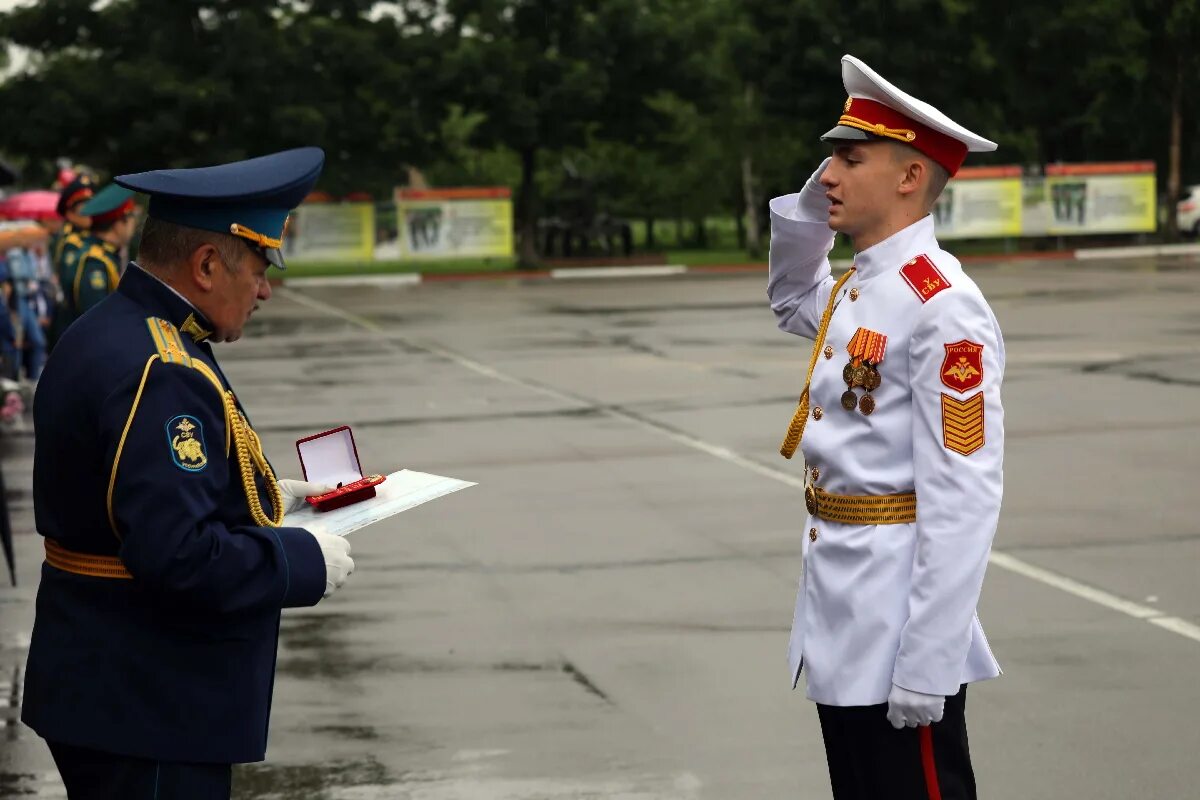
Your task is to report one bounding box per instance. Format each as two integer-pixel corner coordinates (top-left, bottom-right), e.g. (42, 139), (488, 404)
(941, 392), (985, 456)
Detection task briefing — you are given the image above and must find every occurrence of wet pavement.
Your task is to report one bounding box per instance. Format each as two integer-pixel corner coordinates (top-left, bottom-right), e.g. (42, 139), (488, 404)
(2, 257), (1200, 798)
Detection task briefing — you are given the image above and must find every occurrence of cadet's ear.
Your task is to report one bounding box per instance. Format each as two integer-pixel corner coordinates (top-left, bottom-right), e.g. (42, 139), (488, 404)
(189, 244), (221, 292)
(897, 158), (926, 199)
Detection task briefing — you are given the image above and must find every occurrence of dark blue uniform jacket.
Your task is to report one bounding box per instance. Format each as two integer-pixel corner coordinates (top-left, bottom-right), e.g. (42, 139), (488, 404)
(23, 264), (325, 763)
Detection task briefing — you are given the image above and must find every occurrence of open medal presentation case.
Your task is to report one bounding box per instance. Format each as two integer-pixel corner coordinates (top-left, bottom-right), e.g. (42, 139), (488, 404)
(295, 426), (386, 512)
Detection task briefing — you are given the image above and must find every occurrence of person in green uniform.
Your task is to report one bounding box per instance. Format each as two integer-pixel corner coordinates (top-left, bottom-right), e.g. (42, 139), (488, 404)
(72, 185), (137, 320)
(51, 174), (94, 268)
(46, 174), (94, 350)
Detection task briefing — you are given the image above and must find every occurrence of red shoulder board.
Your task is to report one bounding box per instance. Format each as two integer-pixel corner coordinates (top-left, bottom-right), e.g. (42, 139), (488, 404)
(900, 254), (951, 303)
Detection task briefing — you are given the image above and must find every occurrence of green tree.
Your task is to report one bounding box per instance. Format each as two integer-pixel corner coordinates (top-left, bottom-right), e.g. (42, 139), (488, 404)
(441, 0), (704, 266)
(0, 0), (446, 195)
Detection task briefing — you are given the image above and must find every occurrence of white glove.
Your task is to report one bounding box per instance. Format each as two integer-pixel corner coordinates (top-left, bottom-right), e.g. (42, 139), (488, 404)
(796, 157), (833, 220)
(886, 684), (945, 729)
(311, 530), (354, 598)
(278, 479), (336, 514)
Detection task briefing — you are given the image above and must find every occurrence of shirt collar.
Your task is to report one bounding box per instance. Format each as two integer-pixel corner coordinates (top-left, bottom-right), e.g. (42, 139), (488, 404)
(852, 215), (939, 280)
(117, 263), (215, 343)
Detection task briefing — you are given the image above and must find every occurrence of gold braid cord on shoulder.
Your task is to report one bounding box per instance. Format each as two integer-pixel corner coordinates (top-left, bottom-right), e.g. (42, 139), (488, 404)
(779, 268), (856, 459)
(221, 391), (284, 528)
(141, 318), (284, 528)
(187, 357), (281, 526)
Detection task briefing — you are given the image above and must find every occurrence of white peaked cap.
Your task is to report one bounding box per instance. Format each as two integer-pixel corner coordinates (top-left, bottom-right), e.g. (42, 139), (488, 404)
(822, 54), (996, 174)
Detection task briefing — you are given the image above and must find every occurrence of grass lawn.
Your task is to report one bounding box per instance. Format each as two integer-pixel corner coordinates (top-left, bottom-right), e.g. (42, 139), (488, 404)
(283, 236), (1083, 277)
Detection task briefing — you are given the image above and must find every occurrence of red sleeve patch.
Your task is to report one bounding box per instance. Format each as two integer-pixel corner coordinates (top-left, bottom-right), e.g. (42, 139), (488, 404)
(900, 254), (951, 303)
(941, 339), (984, 393)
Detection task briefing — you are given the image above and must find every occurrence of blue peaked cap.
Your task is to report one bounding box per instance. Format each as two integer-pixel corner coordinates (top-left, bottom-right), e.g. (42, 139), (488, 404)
(114, 147), (324, 270)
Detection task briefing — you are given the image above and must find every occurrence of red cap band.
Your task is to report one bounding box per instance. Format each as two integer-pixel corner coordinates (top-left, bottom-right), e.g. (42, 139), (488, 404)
(63, 188), (93, 211)
(90, 197), (136, 227)
(838, 97), (968, 176)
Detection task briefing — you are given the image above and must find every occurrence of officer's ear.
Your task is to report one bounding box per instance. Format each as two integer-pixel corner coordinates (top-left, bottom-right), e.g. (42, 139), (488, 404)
(189, 244), (223, 292)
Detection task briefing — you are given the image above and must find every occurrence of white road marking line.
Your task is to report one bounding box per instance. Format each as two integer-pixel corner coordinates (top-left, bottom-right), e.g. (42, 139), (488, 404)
(279, 288), (388, 332)
(280, 288), (1200, 646)
(982, 555), (1200, 648)
(1148, 616), (1200, 644)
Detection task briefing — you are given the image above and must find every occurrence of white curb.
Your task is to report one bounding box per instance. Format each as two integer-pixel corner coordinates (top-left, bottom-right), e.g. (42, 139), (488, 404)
(1074, 242), (1200, 261)
(283, 273), (423, 288)
(549, 264), (688, 280)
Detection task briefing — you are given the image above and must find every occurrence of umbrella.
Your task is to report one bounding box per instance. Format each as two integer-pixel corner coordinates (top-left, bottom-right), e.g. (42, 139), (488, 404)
(0, 190), (61, 221)
(0, 461), (12, 586)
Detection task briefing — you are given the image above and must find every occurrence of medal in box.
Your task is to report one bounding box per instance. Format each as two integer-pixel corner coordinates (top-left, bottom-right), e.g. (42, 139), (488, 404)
(295, 426), (386, 512)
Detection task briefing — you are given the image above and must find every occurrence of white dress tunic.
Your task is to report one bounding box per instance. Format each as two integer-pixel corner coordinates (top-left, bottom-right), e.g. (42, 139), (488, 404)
(768, 196), (1003, 707)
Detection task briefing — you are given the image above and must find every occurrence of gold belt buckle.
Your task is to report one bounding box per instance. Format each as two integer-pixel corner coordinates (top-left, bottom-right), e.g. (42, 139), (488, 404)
(804, 485), (818, 515)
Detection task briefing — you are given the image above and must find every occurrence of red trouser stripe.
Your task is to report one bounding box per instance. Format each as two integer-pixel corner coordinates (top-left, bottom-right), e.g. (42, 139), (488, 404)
(919, 726), (943, 800)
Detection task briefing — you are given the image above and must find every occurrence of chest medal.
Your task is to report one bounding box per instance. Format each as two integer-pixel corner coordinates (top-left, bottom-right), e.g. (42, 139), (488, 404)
(842, 327), (887, 416)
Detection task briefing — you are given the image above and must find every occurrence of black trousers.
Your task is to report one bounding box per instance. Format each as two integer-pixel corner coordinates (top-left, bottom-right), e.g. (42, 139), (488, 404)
(816, 685), (976, 800)
(47, 740), (232, 800)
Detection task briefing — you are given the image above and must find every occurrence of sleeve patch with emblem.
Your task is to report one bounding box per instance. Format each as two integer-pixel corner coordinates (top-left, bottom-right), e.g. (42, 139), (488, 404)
(900, 254), (951, 303)
(89, 270), (107, 290)
(941, 392), (984, 456)
(166, 414), (208, 472)
(941, 339), (984, 393)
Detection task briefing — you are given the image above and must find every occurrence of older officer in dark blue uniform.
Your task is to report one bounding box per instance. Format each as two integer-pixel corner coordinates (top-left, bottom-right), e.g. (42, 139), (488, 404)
(23, 148), (354, 800)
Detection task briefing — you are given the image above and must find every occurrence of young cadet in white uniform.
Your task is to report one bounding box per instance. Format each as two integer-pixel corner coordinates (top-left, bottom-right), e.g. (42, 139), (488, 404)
(768, 55), (1004, 799)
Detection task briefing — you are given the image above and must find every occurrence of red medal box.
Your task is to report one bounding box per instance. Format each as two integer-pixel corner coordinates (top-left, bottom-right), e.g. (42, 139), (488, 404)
(295, 426), (386, 512)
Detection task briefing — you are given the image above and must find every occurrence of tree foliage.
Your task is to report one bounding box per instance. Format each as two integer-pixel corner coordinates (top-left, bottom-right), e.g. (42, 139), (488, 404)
(1, 0), (1196, 253)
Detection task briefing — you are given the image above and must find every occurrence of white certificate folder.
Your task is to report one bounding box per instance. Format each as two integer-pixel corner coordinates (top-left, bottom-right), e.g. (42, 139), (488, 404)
(281, 469), (476, 538)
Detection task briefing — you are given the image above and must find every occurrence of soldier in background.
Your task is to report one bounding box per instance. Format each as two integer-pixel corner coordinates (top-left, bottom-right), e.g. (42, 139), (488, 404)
(70, 185), (138, 321)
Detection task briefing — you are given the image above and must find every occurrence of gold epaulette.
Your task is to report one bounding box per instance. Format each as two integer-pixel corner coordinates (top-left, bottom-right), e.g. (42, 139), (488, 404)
(86, 244), (117, 266)
(110, 318), (281, 535)
(144, 317), (192, 367)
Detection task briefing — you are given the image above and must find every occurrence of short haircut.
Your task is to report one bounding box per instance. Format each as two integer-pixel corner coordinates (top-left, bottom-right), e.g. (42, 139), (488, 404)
(136, 217), (246, 272)
(889, 142), (951, 207)
(924, 160), (951, 206)
(90, 214), (129, 235)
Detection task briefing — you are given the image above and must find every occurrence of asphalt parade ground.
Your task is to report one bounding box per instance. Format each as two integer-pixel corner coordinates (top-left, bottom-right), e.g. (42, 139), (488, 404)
(2, 255), (1199, 798)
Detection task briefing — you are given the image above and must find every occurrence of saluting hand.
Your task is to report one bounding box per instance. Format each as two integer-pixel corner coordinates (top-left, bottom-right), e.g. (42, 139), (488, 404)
(797, 157), (834, 220)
